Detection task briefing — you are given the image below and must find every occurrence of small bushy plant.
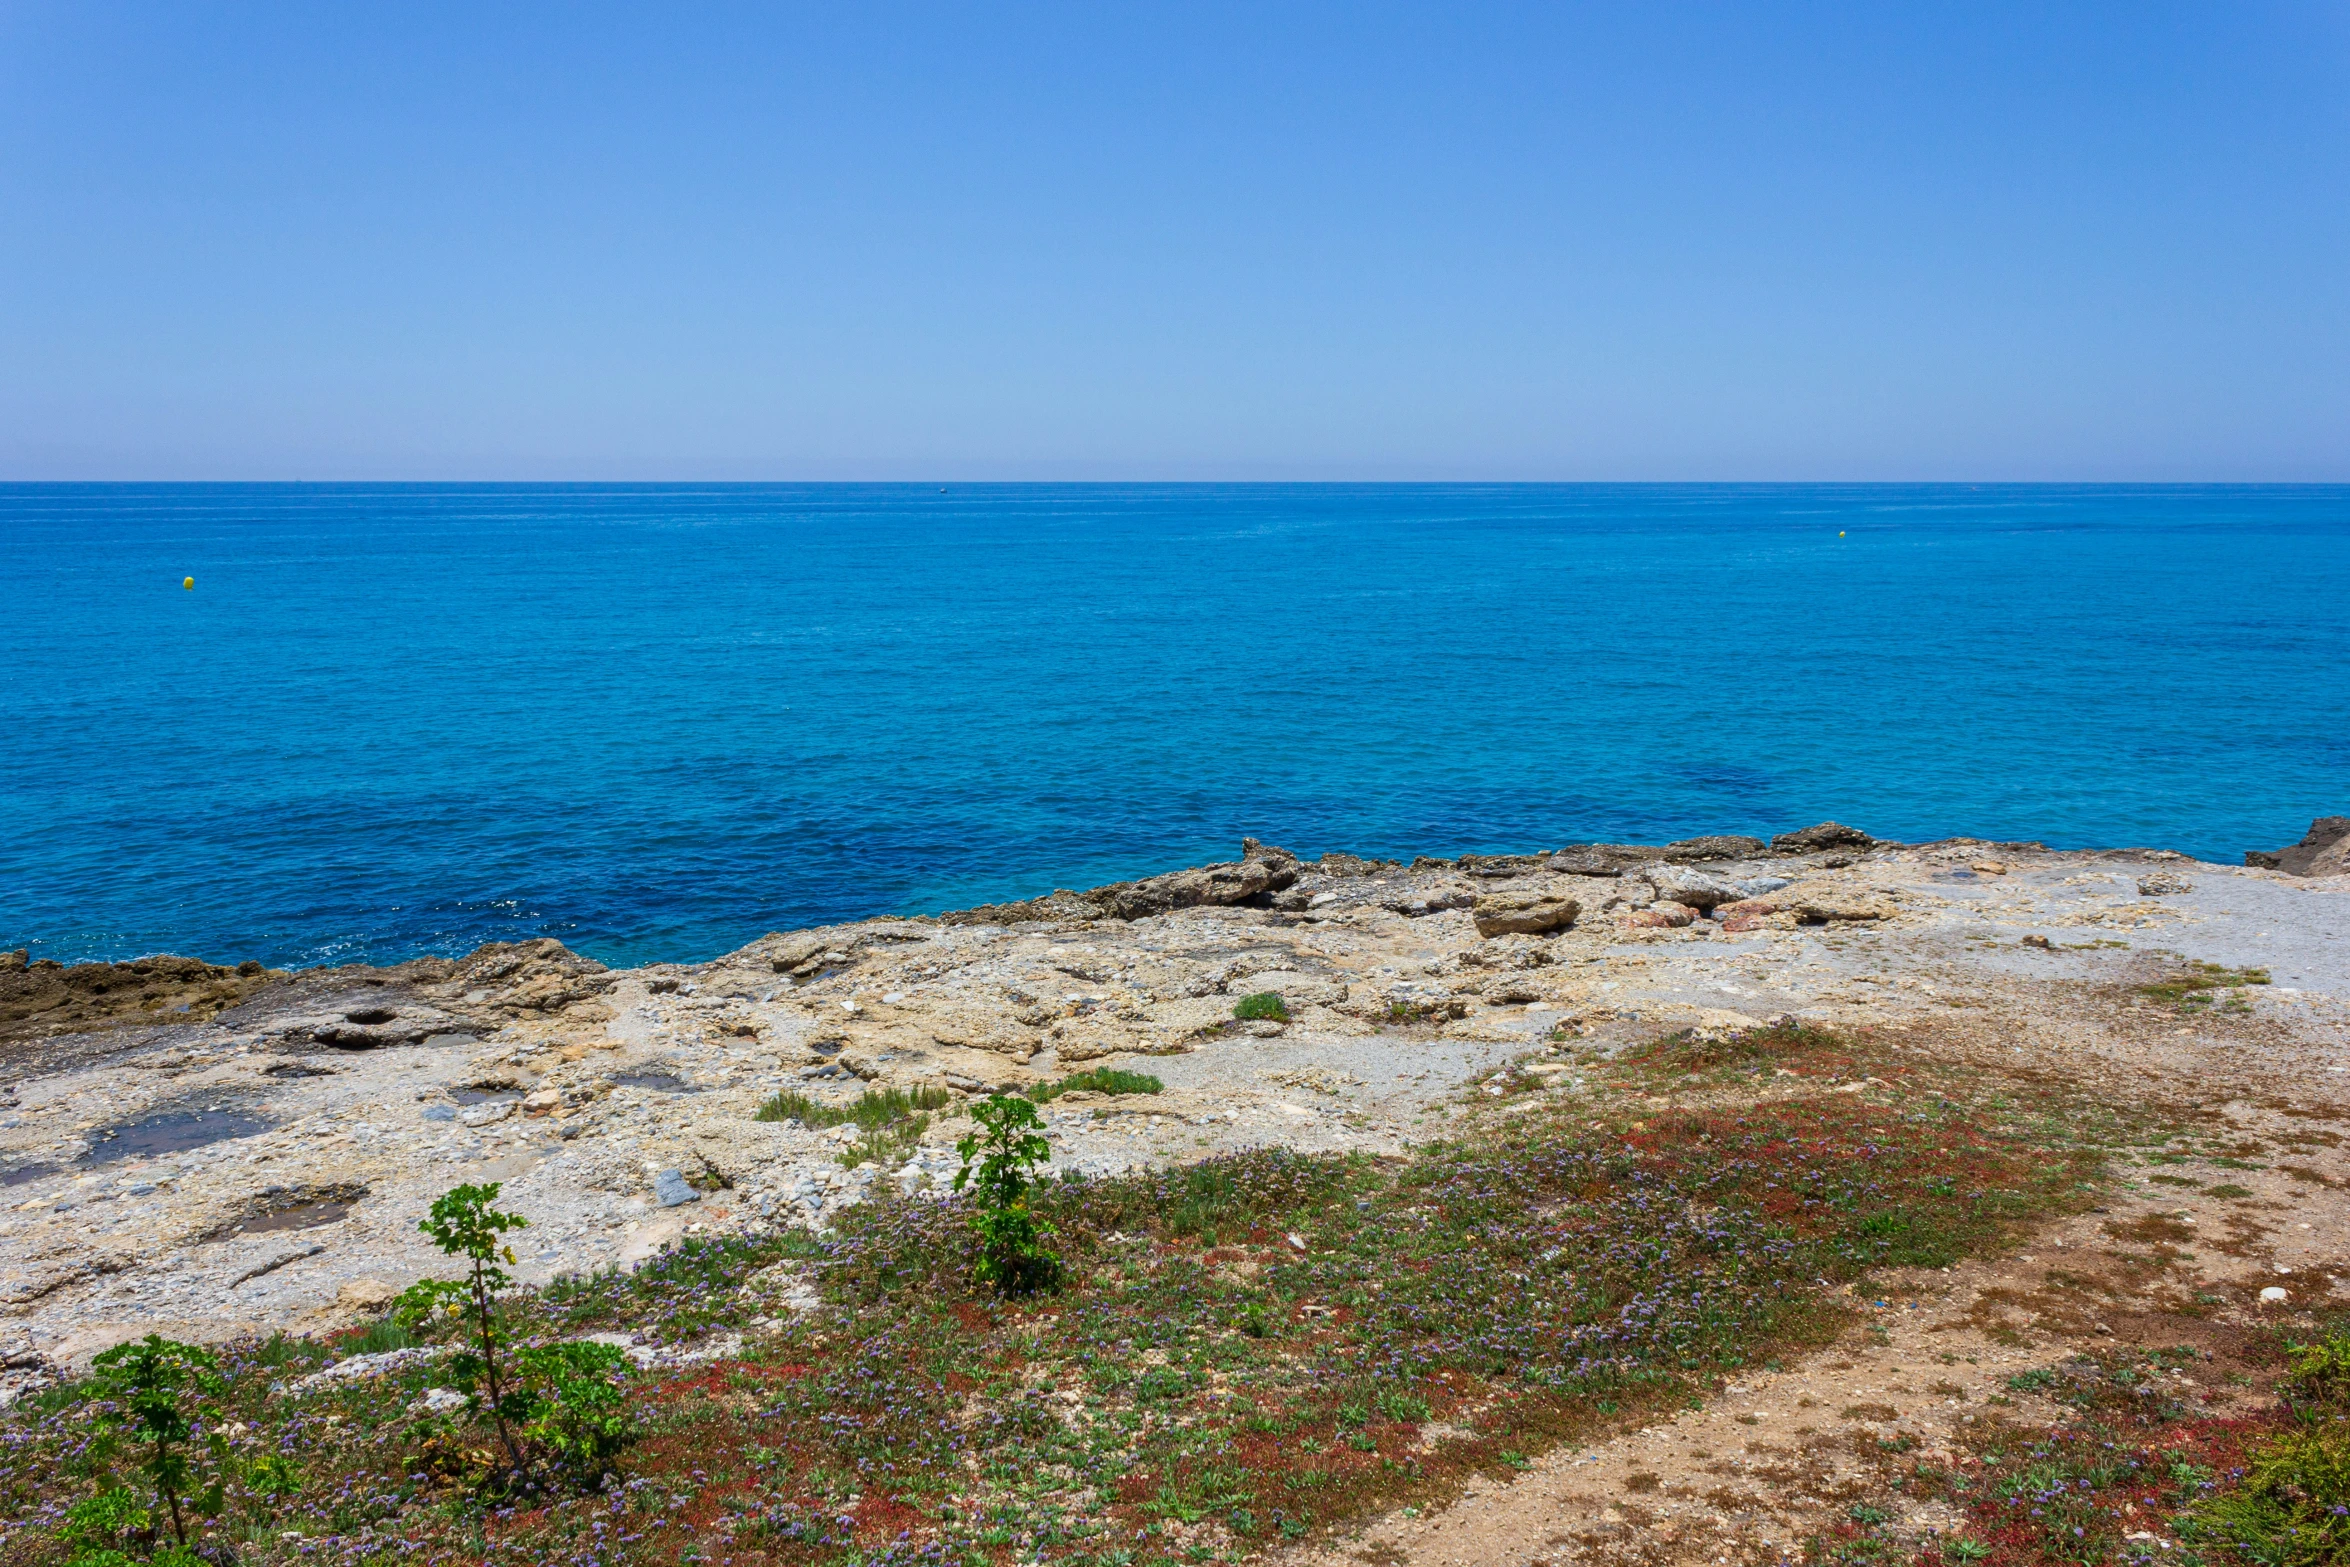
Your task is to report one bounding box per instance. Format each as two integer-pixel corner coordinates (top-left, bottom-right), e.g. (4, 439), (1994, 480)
(514, 1341), (636, 1480)
(396, 1183), (531, 1471)
(2183, 1427), (2350, 1567)
(1028, 1067), (1162, 1102)
(83, 1335), (227, 1557)
(2285, 1330), (2350, 1408)
(953, 1092), (1060, 1294)
(1233, 992), (1289, 1022)
(756, 1083), (951, 1127)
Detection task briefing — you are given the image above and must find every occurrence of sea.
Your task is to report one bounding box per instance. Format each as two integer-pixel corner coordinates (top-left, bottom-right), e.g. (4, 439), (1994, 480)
(4, 484), (2346, 970)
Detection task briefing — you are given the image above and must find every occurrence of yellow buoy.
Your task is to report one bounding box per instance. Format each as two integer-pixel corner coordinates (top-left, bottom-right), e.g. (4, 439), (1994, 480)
(183, 576), (194, 589)
(1838, 531), (1846, 537)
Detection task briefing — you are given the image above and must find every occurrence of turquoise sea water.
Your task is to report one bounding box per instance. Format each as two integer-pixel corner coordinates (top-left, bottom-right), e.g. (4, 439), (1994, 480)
(4, 484), (2346, 969)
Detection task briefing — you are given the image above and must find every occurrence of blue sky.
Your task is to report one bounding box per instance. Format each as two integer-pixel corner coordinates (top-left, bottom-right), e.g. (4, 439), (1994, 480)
(3, 3), (2345, 479)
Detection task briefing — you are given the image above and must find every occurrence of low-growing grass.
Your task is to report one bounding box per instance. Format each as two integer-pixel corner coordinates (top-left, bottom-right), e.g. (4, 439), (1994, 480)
(1624, 1018), (1838, 1073)
(1872, 1326), (2350, 1567)
(1029, 1068), (1163, 1103)
(1232, 992), (1289, 1022)
(0, 1023), (2152, 1567)
(2138, 962), (2271, 1012)
(755, 1084), (955, 1168)
(755, 1083), (954, 1128)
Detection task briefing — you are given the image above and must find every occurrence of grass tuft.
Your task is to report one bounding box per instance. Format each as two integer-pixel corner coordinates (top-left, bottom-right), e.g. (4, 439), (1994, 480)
(755, 1082), (952, 1128)
(2139, 961), (2271, 1012)
(1029, 1067), (1163, 1102)
(1233, 992), (1290, 1022)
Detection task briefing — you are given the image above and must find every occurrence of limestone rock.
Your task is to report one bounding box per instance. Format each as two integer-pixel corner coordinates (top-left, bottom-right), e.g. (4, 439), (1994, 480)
(1622, 903), (1696, 929)
(926, 1003), (1042, 1059)
(1050, 1018), (1144, 1062)
(1686, 1009), (1767, 1044)
(1463, 935), (1553, 970)
(1315, 852), (1397, 877)
(1771, 822), (1877, 854)
(1663, 835), (1769, 862)
(0, 952), (279, 1043)
(943, 839), (1301, 925)
(1716, 882), (1899, 923)
(1094, 838), (1302, 920)
(449, 938), (613, 1015)
(1381, 885), (1478, 917)
(337, 1277), (398, 1310)
(1548, 844), (1662, 876)
(1225, 971), (1348, 1008)
(1648, 866), (1789, 911)
(1471, 889), (1579, 937)
(1455, 853), (1554, 879)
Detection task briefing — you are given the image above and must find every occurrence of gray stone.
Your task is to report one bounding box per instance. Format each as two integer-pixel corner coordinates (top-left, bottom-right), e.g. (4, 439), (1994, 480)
(1548, 844), (1662, 876)
(1471, 889), (1580, 937)
(1648, 866), (1762, 911)
(1226, 970), (1347, 1007)
(652, 1168), (700, 1207)
(943, 838), (1301, 925)
(1770, 822), (1876, 854)
(1664, 835), (1770, 862)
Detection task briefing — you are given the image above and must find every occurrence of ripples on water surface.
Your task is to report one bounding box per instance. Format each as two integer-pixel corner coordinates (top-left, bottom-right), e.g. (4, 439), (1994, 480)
(3, 483), (2345, 967)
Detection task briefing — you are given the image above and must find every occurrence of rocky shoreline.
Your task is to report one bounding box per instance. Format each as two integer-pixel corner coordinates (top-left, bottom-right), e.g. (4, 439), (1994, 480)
(1, 818), (2346, 1392)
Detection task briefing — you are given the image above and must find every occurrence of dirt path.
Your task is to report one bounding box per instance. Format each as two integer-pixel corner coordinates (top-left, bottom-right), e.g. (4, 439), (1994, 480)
(1289, 1016), (2350, 1567)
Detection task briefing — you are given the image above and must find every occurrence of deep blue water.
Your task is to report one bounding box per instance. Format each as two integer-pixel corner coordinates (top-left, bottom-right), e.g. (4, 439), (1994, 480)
(4, 484), (2346, 970)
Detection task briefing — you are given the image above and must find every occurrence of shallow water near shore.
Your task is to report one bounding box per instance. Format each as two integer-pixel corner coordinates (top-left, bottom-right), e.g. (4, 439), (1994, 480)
(4, 482), (2346, 968)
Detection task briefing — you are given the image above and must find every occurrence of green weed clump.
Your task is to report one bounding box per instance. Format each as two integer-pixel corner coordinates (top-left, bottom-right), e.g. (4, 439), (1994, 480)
(1029, 1067), (1162, 1102)
(2185, 1428), (2350, 1567)
(1233, 992), (1290, 1022)
(2286, 1331), (2350, 1408)
(755, 1082), (951, 1127)
(73, 1334), (228, 1563)
(2139, 962), (2271, 1012)
(756, 1083), (953, 1166)
(954, 1091), (1060, 1294)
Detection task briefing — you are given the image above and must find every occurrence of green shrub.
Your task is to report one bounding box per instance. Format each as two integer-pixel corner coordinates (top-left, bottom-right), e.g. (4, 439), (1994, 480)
(59, 1483), (168, 1566)
(2287, 1331), (2350, 1408)
(515, 1341), (636, 1481)
(953, 1092), (1060, 1294)
(84, 1335), (227, 1555)
(2183, 1427), (2350, 1567)
(1029, 1068), (1162, 1102)
(1233, 992), (1289, 1022)
(397, 1183), (531, 1472)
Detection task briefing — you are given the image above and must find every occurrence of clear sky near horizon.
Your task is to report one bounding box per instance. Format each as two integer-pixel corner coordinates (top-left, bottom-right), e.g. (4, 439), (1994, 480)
(3, 4), (2345, 480)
